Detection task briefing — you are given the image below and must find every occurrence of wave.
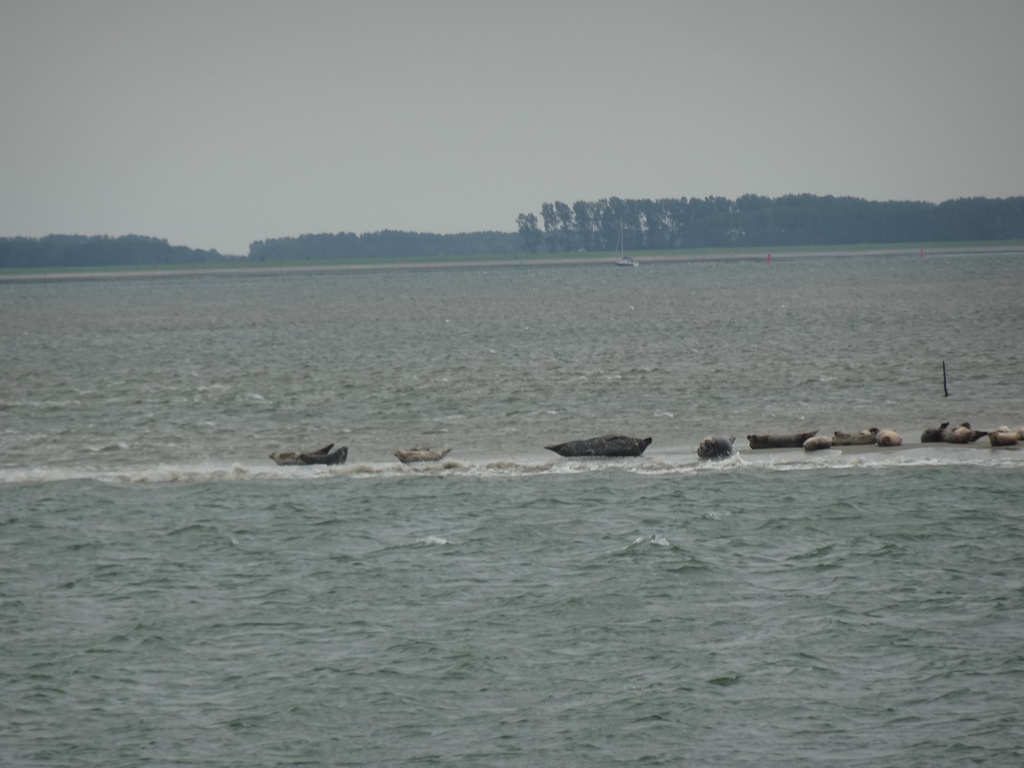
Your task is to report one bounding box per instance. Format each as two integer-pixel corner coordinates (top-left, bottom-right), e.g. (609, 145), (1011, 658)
(0, 444), (1020, 485)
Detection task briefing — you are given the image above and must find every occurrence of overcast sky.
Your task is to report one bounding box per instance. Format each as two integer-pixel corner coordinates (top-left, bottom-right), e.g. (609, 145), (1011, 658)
(2, 0), (1022, 255)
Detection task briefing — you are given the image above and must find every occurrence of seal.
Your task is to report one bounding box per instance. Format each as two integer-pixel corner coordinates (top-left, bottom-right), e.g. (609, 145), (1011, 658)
(831, 428), (878, 446)
(747, 430), (818, 449)
(803, 435), (832, 451)
(920, 422), (950, 442)
(270, 443), (348, 466)
(395, 448), (452, 463)
(988, 426), (1021, 447)
(544, 434), (652, 457)
(697, 435), (735, 460)
(944, 423), (987, 443)
(875, 429), (902, 446)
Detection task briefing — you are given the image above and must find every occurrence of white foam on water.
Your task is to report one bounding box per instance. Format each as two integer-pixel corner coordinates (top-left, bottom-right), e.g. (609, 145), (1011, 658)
(418, 535), (450, 546)
(1, 443), (1020, 486)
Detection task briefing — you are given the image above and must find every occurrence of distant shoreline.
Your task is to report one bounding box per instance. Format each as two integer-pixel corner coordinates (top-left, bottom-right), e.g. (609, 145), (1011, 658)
(2, 244), (1022, 282)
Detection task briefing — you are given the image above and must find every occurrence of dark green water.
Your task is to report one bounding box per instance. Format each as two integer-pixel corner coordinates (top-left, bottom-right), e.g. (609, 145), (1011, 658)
(2, 252), (1023, 765)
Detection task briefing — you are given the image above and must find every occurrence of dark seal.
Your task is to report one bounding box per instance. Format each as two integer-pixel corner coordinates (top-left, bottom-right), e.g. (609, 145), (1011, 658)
(545, 434), (653, 458)
(270, 443), (348, 466)
(697, 435), (735, 460)
(920, 422), (950, 442)
(746, 430), (818, 450)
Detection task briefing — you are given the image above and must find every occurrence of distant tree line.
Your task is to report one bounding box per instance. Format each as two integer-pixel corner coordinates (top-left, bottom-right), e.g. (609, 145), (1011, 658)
(4, 196), (1023, 268)
(248, 229), (520, 261)
(516, 195), (1024, 252)
(0, 234), (224, 269)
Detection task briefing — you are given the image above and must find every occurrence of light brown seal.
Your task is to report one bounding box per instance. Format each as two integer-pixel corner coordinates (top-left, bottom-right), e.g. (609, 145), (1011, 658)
(988, 426), (1021, 447)
(831, 428), (879, 446)
(875, 429), (902, 446)
(803, 435), (832, 451)
(944, 423), (987, 443)
(395, 448), (452, 463)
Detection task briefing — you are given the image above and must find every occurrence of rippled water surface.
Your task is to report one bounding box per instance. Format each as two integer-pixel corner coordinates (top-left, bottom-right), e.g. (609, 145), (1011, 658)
(2, 252), (1023, 766)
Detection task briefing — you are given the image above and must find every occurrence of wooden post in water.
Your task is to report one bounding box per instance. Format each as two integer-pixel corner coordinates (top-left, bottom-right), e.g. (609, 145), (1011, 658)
(942, 360), (949, 397)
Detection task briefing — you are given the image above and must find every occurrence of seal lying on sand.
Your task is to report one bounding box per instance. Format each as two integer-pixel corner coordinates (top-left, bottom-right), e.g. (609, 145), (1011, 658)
(831, 428), (878, 446)
(803, 435), (832, 451)
(875, 429), (902, 446)
(270, 443), (348, 466)
(944, 423), (988, 443)
(920, 422), (950, 442)
(747, 430), (818, 450)
(545, 434), (652, 458)
(920, 422), (987, 443)
(988, 426), (1022, 447)
(395, 448), (451, 463)
(697, 435), (735, 460)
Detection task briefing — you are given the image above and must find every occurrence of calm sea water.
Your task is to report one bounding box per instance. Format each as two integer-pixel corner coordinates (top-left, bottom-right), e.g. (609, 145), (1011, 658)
(2, 252), (1023, 766)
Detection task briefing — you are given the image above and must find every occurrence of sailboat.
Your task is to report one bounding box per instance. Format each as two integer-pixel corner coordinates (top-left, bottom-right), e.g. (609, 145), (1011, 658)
(614, 226), (639, 267)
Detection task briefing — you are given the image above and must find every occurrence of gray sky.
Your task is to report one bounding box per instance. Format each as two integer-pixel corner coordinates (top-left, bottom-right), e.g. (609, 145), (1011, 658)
(2, 0), (1022, 255)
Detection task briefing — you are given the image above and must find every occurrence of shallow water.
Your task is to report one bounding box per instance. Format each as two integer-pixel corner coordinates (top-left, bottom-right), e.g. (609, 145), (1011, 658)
(2, 252), (1023, 766)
